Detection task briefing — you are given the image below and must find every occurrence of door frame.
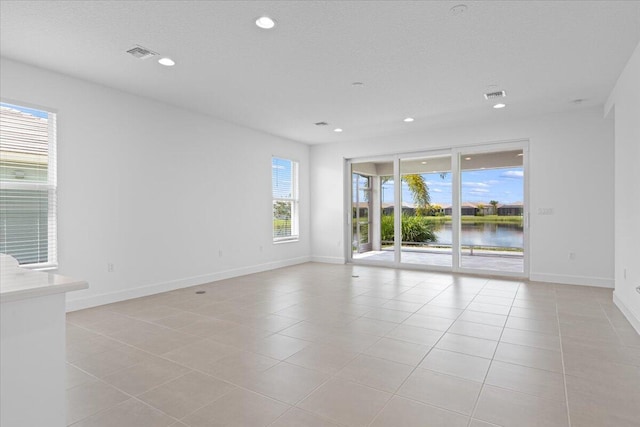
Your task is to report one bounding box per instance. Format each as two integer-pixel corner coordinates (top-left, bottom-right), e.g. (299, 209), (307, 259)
(345, 139), (530, 279)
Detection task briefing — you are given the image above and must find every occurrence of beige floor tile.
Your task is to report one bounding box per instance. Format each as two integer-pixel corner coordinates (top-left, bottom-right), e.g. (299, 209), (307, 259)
(138, 371), (235, 419)
(317, 330), (381, 352)
(271, 408), (340, 427)
(420, 348), (491, 382)
(469, 420), (501, 427)
(458, 310), (507, 327)
(71, 346), (150, 378)
(494, 342), (564, 373)
(176, 317), (239, 337)
(381, 299), (424, 312)
(248, 333), (312, 360)
(240, 361), (329, 404)
(363, 307), (413, 323)
(101, 356), (191, 396)
(447, 320), (503, 341)
(473, 295), (514, 307)
(415, 305), (464, 319)
(474, 385), (569, 427)
(183, 388), (289, 426)
(162, 338), (240, 370)
(278, 321), (331, 342)
(500, 327), (561, 351)
(485, 360), (566, 401)
(386, 324), (444, 346)
(346, 317), (398, 336)
(566, 373), (640, 425)
(151, 311), (206, 330)
(466, 302), (511, 316)
(284, 344), (357, 374)
(299, 378), (391, 427)
(336, 354), (413, 392)
(363, 337), (431, 366)
(370, 395), (469, 427)
(205, 324), (273, 348)
(201, 350), (279, 382)
(67, 334), (126, 363)
(435, 333), (498, 359)
(398, 368), (482, 415)
(66, 363), (95, 389)
(509, 306), (557, 321)
(506, 316), (559, 335)
(402, 313), (455, 331)
(71, 398), (175, 427)
(67, 380), (129, 425)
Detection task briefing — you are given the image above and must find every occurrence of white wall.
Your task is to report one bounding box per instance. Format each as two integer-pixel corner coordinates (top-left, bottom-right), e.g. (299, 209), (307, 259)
(606, 41), (640, 332)
(311, 107), (615, 287)
(0, 58), (311, 311)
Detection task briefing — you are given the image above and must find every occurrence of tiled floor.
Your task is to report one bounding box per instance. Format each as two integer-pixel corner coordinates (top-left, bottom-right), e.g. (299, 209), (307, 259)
(65, 262), (640, 427)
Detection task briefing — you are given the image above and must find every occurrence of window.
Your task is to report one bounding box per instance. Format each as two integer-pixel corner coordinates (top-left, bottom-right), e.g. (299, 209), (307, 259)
(0, 102), (57, 268)
(272, 157), (298, 242)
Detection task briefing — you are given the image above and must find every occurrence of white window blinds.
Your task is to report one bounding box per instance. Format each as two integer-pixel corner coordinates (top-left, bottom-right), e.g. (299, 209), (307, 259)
(272, 157), (299, 242)
(0, 102), (57, 268)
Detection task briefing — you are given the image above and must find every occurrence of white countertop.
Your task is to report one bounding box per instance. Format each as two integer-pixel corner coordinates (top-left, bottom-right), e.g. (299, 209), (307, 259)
(0, 254), (88, 303)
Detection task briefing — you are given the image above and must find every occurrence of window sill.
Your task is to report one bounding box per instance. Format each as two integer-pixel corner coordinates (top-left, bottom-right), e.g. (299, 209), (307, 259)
(273, 238), (299, 245)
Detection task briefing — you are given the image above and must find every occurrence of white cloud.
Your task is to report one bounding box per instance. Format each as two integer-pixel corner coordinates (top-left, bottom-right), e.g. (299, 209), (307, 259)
(463, 181), (490, 188)
(470, 189), (490, 193)
(501, 170), (523, 179)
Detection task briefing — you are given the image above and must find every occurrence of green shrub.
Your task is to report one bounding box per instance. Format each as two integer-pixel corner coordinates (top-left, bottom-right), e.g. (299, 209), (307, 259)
(380, 214), (437, 243)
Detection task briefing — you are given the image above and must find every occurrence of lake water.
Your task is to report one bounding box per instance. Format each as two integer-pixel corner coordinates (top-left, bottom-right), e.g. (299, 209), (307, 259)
(434, 222), (523, 248)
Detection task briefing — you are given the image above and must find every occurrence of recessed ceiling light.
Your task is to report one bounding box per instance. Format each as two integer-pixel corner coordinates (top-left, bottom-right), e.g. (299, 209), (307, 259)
(403, 117), (415, 122)
(158, 57), (175, 67)
(464, 157), (471, 160)
(334, 128), (343, 133)
(517, 153), (524, 157)
(255, 16), (276, 29)
(493, 103), (506, 109)
(421, 161), (427, 164)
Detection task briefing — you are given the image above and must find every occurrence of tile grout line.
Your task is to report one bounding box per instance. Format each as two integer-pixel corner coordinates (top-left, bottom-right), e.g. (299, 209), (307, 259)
(366, 277), (483, 427)
(555, 289), (573, 427)
(466, 279), (519, 427)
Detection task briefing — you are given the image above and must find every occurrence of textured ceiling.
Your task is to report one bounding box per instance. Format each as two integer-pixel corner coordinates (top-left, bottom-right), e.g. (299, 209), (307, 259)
(1, 1), (639, 144)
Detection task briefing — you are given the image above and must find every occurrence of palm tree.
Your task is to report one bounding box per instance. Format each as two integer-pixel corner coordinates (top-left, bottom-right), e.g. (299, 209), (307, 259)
(382, 174), (430, 215)
(490, 200), (499, 215)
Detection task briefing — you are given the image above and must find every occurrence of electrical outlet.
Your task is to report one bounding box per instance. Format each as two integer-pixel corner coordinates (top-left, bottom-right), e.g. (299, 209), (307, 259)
(107, 262), (114, 273)
(259, 245), (263, 252)
(218, 250), (223, 257)
(624, 268), (627, 279)
(568, 252), (575, 260)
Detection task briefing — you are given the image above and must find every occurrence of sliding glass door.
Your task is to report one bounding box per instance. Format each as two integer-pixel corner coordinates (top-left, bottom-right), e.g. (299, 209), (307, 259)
(347, 141), (528, 277)
(399, 154), (452, 267)
(458, 147), (526, 274)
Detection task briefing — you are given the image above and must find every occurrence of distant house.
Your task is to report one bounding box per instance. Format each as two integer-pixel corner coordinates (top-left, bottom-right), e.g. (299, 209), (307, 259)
(444, 202), (478, 216)
(497, 202), (524, 216)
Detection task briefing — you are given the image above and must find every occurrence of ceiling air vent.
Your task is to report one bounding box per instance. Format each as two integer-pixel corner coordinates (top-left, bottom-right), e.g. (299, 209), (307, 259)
(484, 90), (506, 100)
(314, 121), (329, 126)
(126, 45), (158, 60)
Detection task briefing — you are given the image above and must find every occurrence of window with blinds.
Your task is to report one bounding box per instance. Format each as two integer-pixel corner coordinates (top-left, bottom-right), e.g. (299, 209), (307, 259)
(0, 102), (57, 268)
(272, 157), (299, 242)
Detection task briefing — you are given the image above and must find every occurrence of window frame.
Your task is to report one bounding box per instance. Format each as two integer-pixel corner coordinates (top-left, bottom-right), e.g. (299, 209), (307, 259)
(272, 156), (299, 243)
(0, 100), (58, 270)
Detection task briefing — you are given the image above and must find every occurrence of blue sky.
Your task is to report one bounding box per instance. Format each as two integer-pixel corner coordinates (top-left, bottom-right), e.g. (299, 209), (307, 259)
(272, 157), (293, 198)
(381, 167), (524, 205)
(0, 102), (48, 119)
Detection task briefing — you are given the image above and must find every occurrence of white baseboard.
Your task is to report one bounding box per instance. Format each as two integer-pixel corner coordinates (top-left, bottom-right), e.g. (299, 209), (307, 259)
(529, 272), (614, 288)
(66, 256), (311, 312)
(613, 291), (640, 335)
(310, 256), (345, 264)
